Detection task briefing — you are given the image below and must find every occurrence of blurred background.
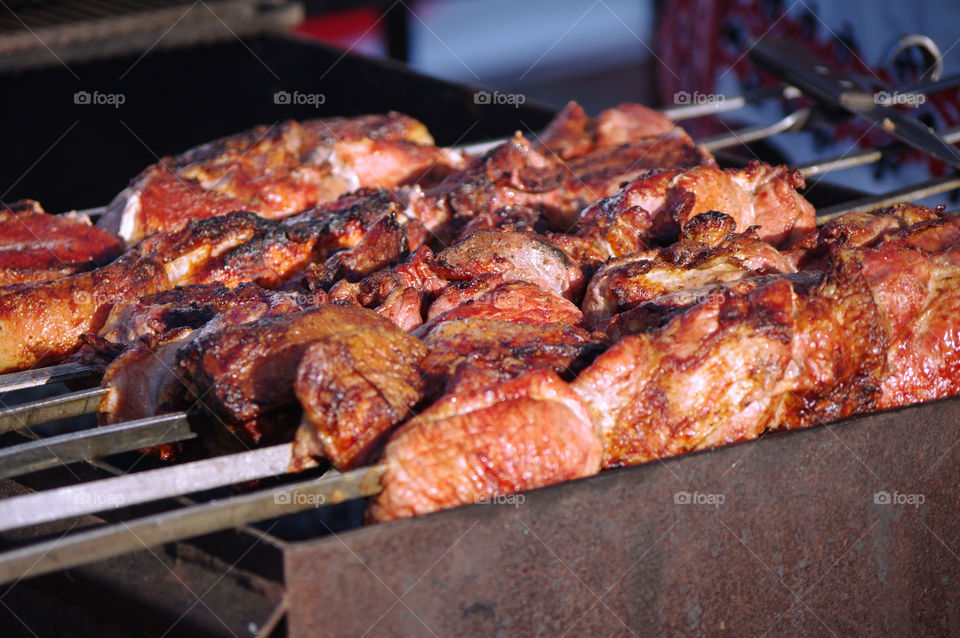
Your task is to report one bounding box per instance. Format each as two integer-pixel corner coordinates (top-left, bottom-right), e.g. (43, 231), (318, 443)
(1, 0), (959, 211)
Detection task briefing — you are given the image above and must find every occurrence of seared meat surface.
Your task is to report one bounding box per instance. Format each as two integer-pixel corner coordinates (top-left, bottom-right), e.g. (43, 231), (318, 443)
(554, 161), (815, 269)
(582, 212), (797, 325)
(100, 113), (465, 244)
(369, 369), (601, 522)
(292, 322), (427, 470)
(573, 277), (796, 467)
(0, 200), (122, 285)
(176, 304), (407, 448)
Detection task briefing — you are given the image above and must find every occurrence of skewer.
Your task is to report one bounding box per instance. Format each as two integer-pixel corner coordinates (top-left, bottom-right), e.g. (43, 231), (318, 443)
(698, 108), (809, 151)
(0, 413), (194, 479)
(0, 442), (295, 532)
(0, 387), (105, 435)
(0, 464), (383, 586)
(0, 362), (99, 394)
(816, 174), (960, 224)
(798, 124), (960, 177)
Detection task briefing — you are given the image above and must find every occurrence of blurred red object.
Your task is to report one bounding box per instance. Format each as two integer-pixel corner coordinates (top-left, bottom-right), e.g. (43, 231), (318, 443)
(292, 7), (386, 56)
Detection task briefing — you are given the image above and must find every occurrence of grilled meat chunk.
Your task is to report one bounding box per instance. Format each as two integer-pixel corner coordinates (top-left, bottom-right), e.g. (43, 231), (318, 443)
(573, 277), (796, 468)
(408, 127), (713, 236)
(582, 212), (797, 325)
(425, 280), (584, 327)
(292, 324), (427, 470)
(100, 114), (465, 244)
(0, 254), (169, 373)
(97, 283), (303, 420)
(177, 304), (406, 447)
(418, 317), (602, 394)
(435, 229), (586, 301)
(557, 161), (815, 269)
(368, 369), (601, 522)
(0, 200), (122, 285)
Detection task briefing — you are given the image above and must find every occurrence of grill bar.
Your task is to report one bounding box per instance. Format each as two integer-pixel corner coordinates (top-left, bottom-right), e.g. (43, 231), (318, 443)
(0, 413), (194, 479)
(0, 443), (292, 532)
(0, 464), (383, 586)
(0, 387), (105, 435)
(0, 363), (99, 394)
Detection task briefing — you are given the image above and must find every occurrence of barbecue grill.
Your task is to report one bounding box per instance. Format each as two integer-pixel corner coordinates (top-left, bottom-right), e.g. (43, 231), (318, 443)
(2, 29), (960, 638)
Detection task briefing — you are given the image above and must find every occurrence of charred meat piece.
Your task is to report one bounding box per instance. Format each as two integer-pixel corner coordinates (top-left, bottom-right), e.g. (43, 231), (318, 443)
(0, 200), (122, 285)
(573, 277), (796, 468)
(0, 190), (405, 373)
(435, 229), (586, 301)
(328, 245), (448, 330)
(534, 101), (678, 160)
(409, 126), (712, 236)
(292, 323), (427, 470)
(368, 369), (601, 522)
(0, 254), (169, 373)
(582, 213), (797, 325)
(100, 113), (465, 244)
(298, 212), (409, 290)
(560, 161), (815, 269)
(176, 304), (406, 448)
(418, 317), (603, 395)
(786, 203), (942, 269)
(424, 280), (584, 328)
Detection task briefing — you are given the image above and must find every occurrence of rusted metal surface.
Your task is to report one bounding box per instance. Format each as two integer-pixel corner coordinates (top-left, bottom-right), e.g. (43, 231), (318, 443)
(285, 397), (960, 637)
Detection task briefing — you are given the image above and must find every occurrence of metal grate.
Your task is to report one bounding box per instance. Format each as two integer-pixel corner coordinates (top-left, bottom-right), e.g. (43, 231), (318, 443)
(0, 0), (303, 72)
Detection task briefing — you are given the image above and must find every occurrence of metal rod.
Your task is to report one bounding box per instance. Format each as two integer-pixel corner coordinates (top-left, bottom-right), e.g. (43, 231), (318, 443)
(699, 108), (810, 152)
(660, 84), (801, 121)
(0, 464), (384, 586)
(816, 174), (960, 224)
(0, 363), (98, 395)
(0, 387), (106, 435)
(0, 413), (194, 479)
(0, 443), (294, 532)
(798, 125), (960, 177)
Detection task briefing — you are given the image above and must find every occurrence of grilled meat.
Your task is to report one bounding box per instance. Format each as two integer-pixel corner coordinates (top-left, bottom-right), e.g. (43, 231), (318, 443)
(0, 254), (170, 373)
(176, 304), (408, 448)
(582, 212), (797, 326)
(100, 114), (465, 244)
(292, 322), (427, 470)
(418, 317), (602, 395)
(407, 126), (713, 237)
(554, 161), (815, 269)
(97, 283), (304, 424)
(573, 277), (796, 468)
(435, 229), (586, 301)
(368, 369), (601, 522)
(0, 200), (122, 285)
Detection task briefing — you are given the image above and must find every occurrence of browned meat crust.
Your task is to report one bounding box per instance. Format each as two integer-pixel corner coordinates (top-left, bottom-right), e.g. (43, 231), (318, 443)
(0, 199), (122, 285)
(368, 369), (601, 522)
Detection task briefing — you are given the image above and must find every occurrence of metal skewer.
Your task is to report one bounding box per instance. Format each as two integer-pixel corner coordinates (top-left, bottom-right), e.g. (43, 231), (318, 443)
(0, 413), (194, 479)
(0, 362), (99, 395)
(0, 443), (295, 532)
(0, 387), (105, 435)
(0, 464), (384, 586)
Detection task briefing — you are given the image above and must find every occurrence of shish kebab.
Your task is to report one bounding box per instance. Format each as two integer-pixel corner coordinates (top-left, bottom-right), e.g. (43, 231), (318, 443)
(0, 66), (956, 584)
